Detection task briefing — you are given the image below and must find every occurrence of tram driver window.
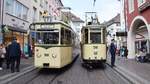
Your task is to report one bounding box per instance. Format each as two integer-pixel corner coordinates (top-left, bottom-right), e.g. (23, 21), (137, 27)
(85, 29), (88, 44)
(90, 32), (101, 43)
(36, 31), (59, 44)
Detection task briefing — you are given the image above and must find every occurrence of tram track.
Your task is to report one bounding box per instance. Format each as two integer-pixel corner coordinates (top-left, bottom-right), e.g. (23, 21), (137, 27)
(8, 55), (133, 84)
(24, 55), (79, 84)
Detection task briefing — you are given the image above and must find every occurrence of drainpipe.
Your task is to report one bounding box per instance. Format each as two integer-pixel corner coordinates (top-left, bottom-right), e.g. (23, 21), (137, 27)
(1, 0), (5, 44)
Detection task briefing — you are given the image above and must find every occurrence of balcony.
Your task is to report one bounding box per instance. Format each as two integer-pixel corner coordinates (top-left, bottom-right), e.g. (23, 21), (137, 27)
(139, 1), (150, 12)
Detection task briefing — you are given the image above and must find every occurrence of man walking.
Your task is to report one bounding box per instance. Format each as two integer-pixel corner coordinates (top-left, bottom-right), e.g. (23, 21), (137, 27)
(109, 39), (116, 67)
(9, 37), (21, 73)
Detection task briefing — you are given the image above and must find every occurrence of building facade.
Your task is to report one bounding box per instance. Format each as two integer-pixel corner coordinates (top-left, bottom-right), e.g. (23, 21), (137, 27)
(31, 0), (63, 23)
(125, 0), (150, 59)
(106, 14), (124, 49)
(0, 0), (3, 44)
(2, 0), (31, 49)
(1, 0), (63, 54)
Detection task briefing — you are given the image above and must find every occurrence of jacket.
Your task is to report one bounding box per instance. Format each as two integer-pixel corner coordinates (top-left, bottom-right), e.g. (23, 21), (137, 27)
(9, 41), (21, 57)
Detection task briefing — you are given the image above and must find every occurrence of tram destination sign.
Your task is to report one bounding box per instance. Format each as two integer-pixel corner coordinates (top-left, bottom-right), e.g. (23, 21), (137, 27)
(34, 24), (55, 29)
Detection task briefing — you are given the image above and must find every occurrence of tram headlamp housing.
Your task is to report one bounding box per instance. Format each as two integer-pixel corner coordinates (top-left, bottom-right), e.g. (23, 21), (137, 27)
(36, 53), (42, 58)
(52, 54), (57, 58)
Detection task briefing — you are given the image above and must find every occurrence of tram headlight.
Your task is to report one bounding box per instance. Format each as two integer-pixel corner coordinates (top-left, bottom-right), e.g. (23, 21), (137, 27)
(52, 54), (57, 58)
(36, 53), (41, 58)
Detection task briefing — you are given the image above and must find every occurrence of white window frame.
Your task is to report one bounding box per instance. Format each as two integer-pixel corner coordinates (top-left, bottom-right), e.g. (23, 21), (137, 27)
(5, 0), (15, 14)
(128, 0), (134, 13)
(138, 0), (146, 7)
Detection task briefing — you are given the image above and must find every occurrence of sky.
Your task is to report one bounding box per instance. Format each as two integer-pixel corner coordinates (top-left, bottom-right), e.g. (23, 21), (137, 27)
(61, 0), (121, 23)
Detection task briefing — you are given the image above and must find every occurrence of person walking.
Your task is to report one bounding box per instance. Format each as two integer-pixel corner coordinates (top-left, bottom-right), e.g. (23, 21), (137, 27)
(5, 42), (11, 69)
(9, 37), (21, 73)
(109, 39), (116, 67)
(0, 44), (6, 70)
(124, 46), (128, 59)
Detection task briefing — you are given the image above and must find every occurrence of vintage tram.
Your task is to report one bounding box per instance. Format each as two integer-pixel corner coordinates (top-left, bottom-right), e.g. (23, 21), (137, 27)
(81, 12), (107, 64)
(29, 21), (76, 68)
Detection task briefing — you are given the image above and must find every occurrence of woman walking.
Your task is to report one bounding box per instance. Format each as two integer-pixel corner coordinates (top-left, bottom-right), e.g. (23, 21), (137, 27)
(0, 44), (6, 70)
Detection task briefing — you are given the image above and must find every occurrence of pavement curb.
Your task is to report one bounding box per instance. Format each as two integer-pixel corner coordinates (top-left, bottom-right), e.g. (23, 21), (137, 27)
(114, 66), (150, 84)
(0, 65), (36, 84)
(106, 62), (150, 84)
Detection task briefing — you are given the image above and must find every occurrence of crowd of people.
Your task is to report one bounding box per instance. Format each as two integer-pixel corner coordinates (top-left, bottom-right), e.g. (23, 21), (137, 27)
(0, 37), (32, 73)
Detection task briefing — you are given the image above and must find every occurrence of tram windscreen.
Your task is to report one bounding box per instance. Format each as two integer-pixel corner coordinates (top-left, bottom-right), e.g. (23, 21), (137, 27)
(35, 30), (59, 44)
(90, 32), (101, 43)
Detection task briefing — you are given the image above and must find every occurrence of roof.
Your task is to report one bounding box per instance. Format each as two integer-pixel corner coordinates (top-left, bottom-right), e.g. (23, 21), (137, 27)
(104, 14), (120, 27)
(59, 0), (64, 6)
(62, 12), (84, 23)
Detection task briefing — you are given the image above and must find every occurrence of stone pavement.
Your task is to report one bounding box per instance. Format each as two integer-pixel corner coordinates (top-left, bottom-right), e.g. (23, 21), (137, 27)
(0, 57), (34, 80)
(107, 55), (150, 84)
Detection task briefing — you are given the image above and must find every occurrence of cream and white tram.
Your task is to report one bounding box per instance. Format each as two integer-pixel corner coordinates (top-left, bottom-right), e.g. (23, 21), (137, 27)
(81, 12), (107, 64)
(29, 21), (75, 68)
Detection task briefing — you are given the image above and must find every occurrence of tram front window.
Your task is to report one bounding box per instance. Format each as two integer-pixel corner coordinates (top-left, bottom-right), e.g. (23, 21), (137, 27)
(90, 32), (101, 43)
(35, 31), (59, 44)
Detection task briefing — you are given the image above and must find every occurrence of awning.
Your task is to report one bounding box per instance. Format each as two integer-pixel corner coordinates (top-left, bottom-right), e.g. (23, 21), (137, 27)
(116, 32), (127, 37)
(2, 25), (27, 33)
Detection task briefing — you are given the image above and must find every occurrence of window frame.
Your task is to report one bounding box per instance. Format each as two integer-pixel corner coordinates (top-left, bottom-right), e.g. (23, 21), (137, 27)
(128, 0), (135, 13)
(138, 0), (146, 7)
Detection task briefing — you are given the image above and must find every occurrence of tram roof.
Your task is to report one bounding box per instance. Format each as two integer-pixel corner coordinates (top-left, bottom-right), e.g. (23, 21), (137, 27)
(30, 21), (71, 29)
(82, 24), (106, 29)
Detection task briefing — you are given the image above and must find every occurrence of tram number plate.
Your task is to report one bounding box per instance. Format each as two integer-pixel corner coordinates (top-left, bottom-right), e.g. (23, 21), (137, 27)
(44, 53), (49, 57)
(94, 52), (98, 55)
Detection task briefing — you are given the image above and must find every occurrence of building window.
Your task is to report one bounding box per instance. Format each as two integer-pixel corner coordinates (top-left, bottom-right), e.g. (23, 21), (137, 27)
(138, 0), (146, 7)
(32, 7), (37, 22)
(5, 0), (15, 14)
(128, 0), (134, 13)
(39, 12), (42, 21)
(34, 0), (37, 3)
(40, 0), (43, 8)
(5, 0), (28, 20)
(22, 7), (28, 20)
(14, 1), (22, 18)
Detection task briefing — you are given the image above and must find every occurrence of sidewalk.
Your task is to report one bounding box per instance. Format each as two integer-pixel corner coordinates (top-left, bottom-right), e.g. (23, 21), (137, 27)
(0, 57), (34, 78)
(107, 56), (150, 84)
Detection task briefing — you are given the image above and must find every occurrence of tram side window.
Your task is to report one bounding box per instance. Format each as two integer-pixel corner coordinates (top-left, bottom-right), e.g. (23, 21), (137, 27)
(61, 28), (72, 45)
(61, 28), (65, 44)
(65, 29), (71, 44)
(90, 32), (101, 43)
(85, 29), (88, 44)
(102, 29), (106, 44)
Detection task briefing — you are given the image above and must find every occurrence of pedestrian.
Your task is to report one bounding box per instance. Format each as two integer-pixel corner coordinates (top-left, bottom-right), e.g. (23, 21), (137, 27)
(5, 42), (11, 69)
(0, 44), (6, 70)
(28, 44), (32, 57)
(124, 46), (128, 58)
(9, 37), (21, 73)
(109, 39), (116, 67)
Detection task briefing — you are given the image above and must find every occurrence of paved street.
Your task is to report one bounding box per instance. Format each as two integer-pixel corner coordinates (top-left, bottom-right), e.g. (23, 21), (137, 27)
(0, 57), (33, 77)
(7, 56), (131, 84)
